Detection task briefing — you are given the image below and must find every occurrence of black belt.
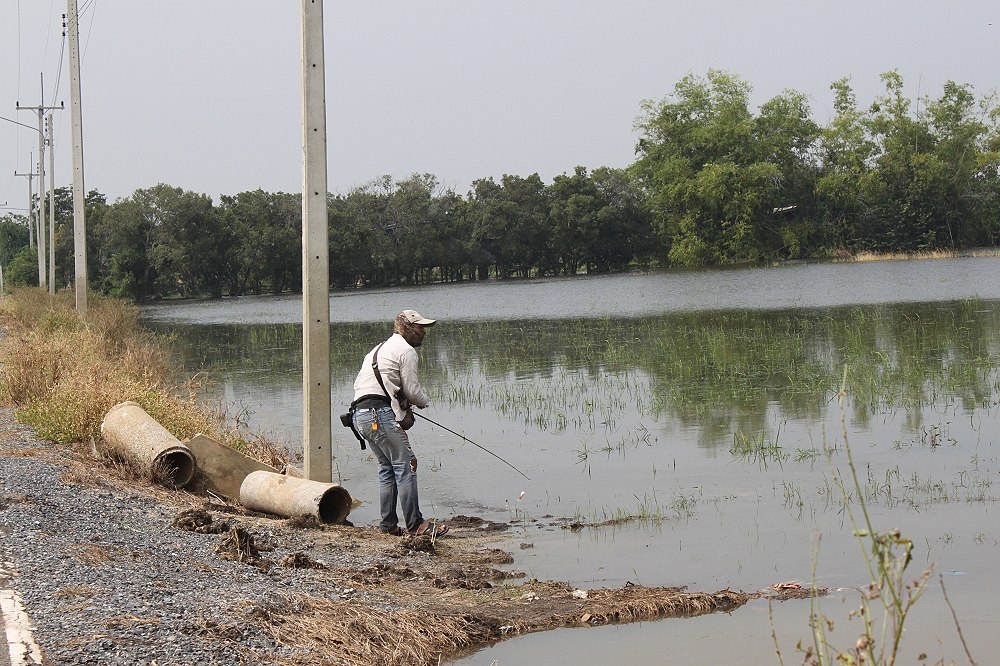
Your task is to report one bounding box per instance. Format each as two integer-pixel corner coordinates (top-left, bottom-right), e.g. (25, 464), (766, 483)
(352, 394), (390, 410)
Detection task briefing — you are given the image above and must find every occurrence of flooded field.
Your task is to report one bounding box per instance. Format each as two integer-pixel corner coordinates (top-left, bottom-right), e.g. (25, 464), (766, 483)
(143, 258), (1000, 664)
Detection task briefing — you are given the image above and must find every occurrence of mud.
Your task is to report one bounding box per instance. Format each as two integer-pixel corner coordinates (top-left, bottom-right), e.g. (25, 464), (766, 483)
(3, 431), (827, 666)
(189, 507), (818, 664)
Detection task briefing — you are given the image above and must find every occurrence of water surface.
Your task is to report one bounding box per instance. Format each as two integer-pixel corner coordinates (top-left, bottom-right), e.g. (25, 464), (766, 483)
(142, 256), (1000, 325)
(144, 257), (1000, 665)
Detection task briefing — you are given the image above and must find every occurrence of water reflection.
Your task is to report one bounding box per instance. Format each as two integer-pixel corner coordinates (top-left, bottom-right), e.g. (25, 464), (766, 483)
(149, 298), (1000, 451)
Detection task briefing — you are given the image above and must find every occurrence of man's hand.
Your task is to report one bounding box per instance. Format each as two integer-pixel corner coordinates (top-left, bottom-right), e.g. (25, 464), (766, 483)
(410, 456), (418, 473)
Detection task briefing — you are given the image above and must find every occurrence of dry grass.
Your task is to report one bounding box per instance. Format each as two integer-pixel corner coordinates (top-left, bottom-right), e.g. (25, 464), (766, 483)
(215, 527), (261, 563)
(246, 594), (500, 666)
(278, 552), (327, 569)
(58, 463), (105, 487)
(97, 447), (187, 488)
(835, 248), (1000, 263)
(71, 544), (115, 566)
(0, 288), (290, 472)
(241, 582), (753, 666)
(572, 586), (746, 625)
(52, 585), (96, 599)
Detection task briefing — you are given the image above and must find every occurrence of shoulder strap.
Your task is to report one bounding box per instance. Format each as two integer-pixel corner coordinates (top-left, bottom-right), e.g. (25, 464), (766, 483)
(371, 342), (391, 399)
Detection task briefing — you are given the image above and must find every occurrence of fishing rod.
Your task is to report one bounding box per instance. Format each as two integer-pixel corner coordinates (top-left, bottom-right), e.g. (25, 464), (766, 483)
(413, 412), (531, 481)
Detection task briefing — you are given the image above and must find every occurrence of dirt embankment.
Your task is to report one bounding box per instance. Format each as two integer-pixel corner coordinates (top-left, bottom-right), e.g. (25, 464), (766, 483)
(0, 412), (819, 666)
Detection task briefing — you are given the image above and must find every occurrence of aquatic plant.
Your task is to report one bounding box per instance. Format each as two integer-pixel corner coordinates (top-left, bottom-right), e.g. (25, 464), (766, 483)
(731, 428), (788, 469)
(778, 369), (977, 666)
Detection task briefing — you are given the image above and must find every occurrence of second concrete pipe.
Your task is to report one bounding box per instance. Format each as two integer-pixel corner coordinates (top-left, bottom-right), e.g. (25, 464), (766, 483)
(240, 471), (352, 524)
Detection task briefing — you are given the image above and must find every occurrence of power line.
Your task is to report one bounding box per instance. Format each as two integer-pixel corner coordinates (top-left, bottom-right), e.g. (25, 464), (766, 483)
(66, 0), (97, 32)
(82, 0), (98, 62)
(43, 0), (55, 70)
(16, 0), (22, 97)
(51, 26), (66, 105)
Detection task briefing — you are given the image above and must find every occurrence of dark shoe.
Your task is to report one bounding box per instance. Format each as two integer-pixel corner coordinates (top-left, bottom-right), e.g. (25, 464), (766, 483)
(381, 526), (405, 536)
(412, 520), (448, 537)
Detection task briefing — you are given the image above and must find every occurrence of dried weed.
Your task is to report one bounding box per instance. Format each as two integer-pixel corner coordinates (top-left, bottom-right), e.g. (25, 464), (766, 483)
(52, 585), (96, 599)
(71, 544), (115, 566)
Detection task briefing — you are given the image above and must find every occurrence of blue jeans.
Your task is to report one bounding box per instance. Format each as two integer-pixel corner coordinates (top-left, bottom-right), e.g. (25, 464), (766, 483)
(352, 405), (424, 532)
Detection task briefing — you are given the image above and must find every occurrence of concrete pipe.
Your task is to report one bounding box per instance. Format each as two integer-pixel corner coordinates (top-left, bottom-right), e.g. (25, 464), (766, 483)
(239, 470), (352, 524)
(100, 401), (196, 488)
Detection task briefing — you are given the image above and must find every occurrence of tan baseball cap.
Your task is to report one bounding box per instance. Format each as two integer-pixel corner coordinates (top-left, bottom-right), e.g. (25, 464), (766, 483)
(400, 309), (436, 326)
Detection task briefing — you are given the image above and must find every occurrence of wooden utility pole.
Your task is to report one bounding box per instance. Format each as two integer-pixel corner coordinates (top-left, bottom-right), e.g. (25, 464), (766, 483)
(66, 0), (88, 314)
(300, 0), (332, 482)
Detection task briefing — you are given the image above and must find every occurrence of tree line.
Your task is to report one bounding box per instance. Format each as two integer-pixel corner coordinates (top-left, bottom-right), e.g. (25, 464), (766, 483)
(1, 69), (998, 302)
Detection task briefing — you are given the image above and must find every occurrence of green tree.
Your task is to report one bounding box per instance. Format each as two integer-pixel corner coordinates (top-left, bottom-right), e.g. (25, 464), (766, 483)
(93, 184), (225, 301)
(633, 70), (819, 265)
(336, 185), (390, 286)
(816, 77), (879, 251)
(590, 166), (655, 269)
(922, 81), (999, 246)
(548, 167), (601, 274)
(147, 186), (228, 298)
(445, 197), (492, 281)
(92, 191), (158, 301)
(385, 173), (445, 284)
(5, 245), (39, 287)
(219, 190), (301, 295)
(864, 70), (941, 250)
(432, 190), (478, 282)
(753, 90), (822, 258)
(468, 173), (550, 278)
(0, 214), (30, 267)
(39, 187), (107, 292)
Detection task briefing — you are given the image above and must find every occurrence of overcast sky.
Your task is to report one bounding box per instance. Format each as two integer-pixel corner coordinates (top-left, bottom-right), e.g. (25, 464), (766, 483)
(2, 1), (997, 209)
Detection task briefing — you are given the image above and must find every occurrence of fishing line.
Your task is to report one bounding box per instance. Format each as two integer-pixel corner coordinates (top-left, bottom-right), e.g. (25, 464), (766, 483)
(414, 412), (531, 481)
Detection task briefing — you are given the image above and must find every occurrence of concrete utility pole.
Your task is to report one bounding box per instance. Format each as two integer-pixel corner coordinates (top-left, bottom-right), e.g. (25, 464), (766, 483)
(300, 0), (332, 482)
(17, 73), (64, 291)
(47, 114), (57, 294)
(14, 166), (38, 249)
(66, 1), (88, 314)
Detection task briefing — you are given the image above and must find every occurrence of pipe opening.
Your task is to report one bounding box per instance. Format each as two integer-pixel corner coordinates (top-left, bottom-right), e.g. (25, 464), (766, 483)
(318, 486), (352, 524)
(158, 450), (196, 488)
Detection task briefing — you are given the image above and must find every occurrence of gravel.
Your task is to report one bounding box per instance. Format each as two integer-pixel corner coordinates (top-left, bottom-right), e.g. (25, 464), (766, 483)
(0, 408), (378, 665)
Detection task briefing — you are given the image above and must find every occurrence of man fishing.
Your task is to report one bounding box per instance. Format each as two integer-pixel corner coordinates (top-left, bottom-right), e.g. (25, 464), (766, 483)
(350, 310), (448, 537)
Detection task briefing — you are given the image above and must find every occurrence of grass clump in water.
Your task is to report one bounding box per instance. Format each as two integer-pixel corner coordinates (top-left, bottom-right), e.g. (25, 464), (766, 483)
(0, 288), (289, 469)
(777, 368), (977, 666)
(731, 428), (787, 469)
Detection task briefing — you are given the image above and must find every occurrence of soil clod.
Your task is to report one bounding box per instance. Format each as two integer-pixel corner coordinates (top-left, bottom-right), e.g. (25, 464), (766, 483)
(279, 552), (327, 569)
(285, 514), (324, 529)
(172, 508), (231, 534)
(214, 527), (260, 563)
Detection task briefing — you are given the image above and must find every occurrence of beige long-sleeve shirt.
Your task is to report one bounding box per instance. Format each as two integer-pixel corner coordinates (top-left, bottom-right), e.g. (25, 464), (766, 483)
(352, 333), (429, 422)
